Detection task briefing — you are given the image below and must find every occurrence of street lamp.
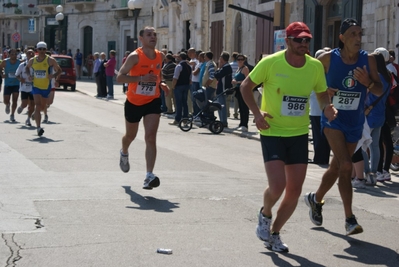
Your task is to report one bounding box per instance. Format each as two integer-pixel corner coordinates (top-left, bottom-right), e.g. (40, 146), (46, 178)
(55, 5), (64, 52)
(128, 0), (144, 50)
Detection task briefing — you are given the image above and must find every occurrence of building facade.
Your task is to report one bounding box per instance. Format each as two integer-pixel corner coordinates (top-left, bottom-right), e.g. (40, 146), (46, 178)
(0, 0), (398, 65)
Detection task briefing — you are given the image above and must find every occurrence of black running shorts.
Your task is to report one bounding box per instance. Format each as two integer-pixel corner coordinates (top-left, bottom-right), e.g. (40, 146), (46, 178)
(124, 98), (162, 123)
(21, 91), (33, 100)
(260, 134), (309, 164)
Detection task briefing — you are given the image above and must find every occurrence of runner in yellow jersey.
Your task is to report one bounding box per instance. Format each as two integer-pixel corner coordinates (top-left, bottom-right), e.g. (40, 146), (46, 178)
(240, 22), (336, 252)
(25, 41), (61, 136)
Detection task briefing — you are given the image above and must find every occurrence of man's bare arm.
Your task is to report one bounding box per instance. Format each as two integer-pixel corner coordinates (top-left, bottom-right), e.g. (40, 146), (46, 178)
(116, 52), (140, 84)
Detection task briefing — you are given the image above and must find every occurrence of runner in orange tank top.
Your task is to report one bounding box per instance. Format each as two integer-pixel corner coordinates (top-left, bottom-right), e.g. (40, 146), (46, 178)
(126, 47), (163, 105)
(116, 26), (170, 190)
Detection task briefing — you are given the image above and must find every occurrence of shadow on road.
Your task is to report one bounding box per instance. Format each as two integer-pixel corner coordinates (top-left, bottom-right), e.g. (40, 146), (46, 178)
(28, 137), (64, 143)
(312, 227), (399, 266)
(261, 250), (325, 267)
(122, 186), (179, 213)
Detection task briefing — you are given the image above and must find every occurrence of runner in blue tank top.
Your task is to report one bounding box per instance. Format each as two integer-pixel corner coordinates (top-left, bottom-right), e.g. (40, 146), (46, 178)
(304, 18), (383, 236)
(0, 48), (20, 122)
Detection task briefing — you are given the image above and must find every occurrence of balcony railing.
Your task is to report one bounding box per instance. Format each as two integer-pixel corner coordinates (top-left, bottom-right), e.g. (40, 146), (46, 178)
(65, 0), (96, 3)
(3, 4), (40, 17)
(37, 0), (65, 5)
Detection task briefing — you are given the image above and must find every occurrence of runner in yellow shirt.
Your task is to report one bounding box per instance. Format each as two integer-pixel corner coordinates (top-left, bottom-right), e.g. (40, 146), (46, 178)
(25, 41), (61, 136)
(240, 22), (336, 252)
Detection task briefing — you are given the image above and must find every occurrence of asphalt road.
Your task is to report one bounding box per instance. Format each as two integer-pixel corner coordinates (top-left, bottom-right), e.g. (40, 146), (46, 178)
(0, 79), (398, 267)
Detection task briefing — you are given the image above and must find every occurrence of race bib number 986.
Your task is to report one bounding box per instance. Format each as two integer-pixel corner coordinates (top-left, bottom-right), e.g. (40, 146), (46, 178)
(281, 95), (308, 116)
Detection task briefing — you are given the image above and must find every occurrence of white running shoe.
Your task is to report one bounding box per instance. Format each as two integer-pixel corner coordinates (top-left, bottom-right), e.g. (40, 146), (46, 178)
(5, 104), (10, 114)
(10, 114), (15, 122)
(383, 170), (391, 181)
(256, 207), (271, 242)
(237, 126), (248, 132)
(37, 127), (44, 136)
(43, 115), (48, 123)
(351, 178), (365, 189)
(376, 172), (385, 182)
(119, 151), (130, 173)
(17, 106), (23, 114)
(143, 173), (160, 190)
(266, 234), (289, 253)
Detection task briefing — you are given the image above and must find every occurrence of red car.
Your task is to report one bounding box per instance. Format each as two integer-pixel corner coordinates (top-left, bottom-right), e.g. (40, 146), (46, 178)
(52, 55), (76, 91)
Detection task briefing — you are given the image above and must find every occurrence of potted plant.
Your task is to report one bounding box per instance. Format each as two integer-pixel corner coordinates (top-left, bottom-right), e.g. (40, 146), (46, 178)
(14, 8), (22, 14)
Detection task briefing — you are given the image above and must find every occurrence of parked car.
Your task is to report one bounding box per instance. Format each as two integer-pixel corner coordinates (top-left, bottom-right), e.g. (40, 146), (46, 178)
(52, 55), (76, 91)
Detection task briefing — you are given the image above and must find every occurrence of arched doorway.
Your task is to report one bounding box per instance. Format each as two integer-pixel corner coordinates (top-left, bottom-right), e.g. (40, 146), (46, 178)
(234, 13), (242, 53)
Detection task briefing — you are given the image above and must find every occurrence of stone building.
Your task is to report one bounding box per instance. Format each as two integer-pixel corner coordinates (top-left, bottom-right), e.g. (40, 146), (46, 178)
(1, 0), (398, 65)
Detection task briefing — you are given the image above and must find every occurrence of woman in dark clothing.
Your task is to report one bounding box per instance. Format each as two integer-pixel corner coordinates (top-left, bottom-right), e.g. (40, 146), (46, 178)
(232, 54), (250, 132)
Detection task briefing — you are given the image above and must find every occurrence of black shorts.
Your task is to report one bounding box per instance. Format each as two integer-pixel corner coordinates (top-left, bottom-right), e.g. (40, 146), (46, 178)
(4, 85), (19, 95)
(21, 91), (34, 100)
(260, 134), (309, 164)
(124, 98), (162, 123)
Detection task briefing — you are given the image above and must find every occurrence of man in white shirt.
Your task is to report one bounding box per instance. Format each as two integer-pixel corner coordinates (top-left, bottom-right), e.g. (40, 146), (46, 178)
(188, 48), (199, 115)
(15, 48), (34, 126)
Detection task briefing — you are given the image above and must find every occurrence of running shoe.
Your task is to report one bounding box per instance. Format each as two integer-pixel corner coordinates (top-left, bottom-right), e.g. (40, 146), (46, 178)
(119, 151), (130, 173)
(365, 173), (376, 186)
(17, 106), (23, 114)
(266, 233), (289, 253)
(37, 127), (44, 137)
(304, 192), (324, 226)
(143, 173), (160, 190)
(345, 215), (363, 235)
(25, 118), (31, 127)
(5, 104), (10, 114)
(383, 170), (391, 181)
(43, 115), (48, 123)
(351, 178), (365, 189)
(168, 120), (179, 125)
(237, 126), (248, 132)
(376, 172), (385, 182)
(256, 207), (271, 242)
(10, 114), (15, 122)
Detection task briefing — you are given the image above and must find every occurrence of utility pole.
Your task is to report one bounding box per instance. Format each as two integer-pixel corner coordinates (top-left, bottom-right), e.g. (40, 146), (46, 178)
(280, 0), (286, 29)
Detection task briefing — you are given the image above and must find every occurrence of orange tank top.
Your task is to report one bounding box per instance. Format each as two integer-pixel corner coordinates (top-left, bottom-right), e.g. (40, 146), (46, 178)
(127, 48), (163, 106)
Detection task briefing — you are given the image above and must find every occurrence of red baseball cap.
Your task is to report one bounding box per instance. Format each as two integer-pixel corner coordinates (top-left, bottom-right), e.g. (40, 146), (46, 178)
(286, 22), (312, 39)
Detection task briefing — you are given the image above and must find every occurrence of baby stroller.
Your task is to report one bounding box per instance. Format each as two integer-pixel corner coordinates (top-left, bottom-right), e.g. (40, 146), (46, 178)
(178, 87), (235, 134)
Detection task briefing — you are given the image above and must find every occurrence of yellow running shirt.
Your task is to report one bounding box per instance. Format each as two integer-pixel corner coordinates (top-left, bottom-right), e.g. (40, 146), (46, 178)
(249, 50), (327, 137)
(32, 55), (50, 90)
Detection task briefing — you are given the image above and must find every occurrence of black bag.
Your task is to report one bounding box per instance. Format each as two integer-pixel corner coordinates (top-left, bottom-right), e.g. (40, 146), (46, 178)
(385, 103), (397, 129)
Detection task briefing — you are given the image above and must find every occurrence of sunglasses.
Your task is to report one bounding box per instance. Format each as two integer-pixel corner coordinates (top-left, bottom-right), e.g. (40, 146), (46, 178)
(37, 48), (46, 51)
(288, 37), (311, 44)
(237, 58), (245, 61)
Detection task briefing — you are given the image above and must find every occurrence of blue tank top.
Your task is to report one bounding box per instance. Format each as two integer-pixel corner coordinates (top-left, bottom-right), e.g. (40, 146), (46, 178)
(321, 48), (369, 130)
(5, 59), (20, 86)
(234, 68), (245, 88)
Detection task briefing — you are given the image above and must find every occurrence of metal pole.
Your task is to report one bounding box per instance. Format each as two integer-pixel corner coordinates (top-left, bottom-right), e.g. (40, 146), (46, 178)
(280, 0), (286, 29)
(58, 22), (61, 51)
(133, 9), (141, 50)
(134, 13), (138, 50)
